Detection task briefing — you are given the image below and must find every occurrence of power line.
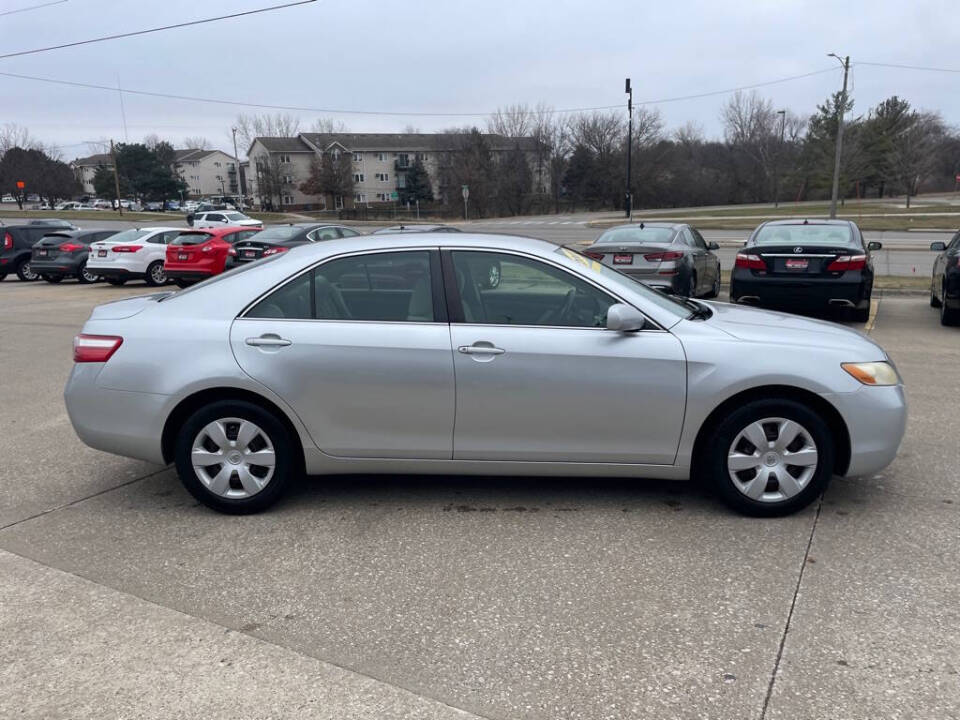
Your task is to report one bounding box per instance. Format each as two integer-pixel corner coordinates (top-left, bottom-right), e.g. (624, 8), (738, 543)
(0, 65), (841, 118)
(0, 0), (67, 18)
(0, 0), (315, 60)
(856, 60), (960, 74)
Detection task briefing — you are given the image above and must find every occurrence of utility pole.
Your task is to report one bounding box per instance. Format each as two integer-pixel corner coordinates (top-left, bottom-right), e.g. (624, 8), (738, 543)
(774, 109), (786, 208)
(625, 78), (633, 220)
(828, 53), (850, 219)
(231, 126), (243, 207)
(110, 139), (122, 216)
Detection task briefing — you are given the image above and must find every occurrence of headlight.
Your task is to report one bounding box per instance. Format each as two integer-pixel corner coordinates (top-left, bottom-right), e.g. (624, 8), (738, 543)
(842, 361), (900, 386)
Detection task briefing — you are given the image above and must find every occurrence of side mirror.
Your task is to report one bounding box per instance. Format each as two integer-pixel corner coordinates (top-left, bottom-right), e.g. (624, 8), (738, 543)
(931, 241), (947, 252)
(606, 303), (647, 332)
(867, 241), (882, 251)
(707, 241), (720, 250)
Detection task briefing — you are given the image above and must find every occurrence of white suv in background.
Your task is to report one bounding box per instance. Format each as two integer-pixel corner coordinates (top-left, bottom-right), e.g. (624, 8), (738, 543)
(190, 211), (262, 230)
(86, 227), (183, 286)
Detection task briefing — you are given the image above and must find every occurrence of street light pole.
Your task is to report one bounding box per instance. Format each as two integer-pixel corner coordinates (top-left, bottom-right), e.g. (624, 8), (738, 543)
(774, 109), (785, 209)
(110, 138), (122, 216)
(828, 53), (850, 219)
(231, 126), (242, 207)
(625, 78), (633, 220)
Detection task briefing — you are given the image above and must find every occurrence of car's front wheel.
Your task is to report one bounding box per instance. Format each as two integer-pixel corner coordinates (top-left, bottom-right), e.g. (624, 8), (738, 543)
(930, 279), (942, 308)
(701, 399), (834, 516)
(77, 262), (98, 284)
(941, 286), (960, 326)
(174, 400), (296, 514)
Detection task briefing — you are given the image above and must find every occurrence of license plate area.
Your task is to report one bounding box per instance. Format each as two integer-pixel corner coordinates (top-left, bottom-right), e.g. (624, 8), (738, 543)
(178, 253), (188, 261)
(37, 249), (48, 257)
(785, 258), (809, 270)
(613, 253), (633, 265)
(243, 250), (257, 258)
(97, 250), (107, 257)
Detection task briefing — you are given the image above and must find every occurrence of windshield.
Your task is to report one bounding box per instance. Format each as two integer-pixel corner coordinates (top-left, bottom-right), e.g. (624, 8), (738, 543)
(753, 224), (853, 246)
(250, 226), (302, 241)
(224, 212), (247, 221)
(99, 229), (151, 243)
(556, 247), (693, 321)
(171, 232), (212, 246)
(595, 226), (676, 245)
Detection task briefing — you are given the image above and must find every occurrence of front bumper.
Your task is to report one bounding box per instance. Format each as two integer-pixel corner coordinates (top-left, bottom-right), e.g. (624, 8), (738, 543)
(64, 363), (168, 465)
(823, 384), (907, 477)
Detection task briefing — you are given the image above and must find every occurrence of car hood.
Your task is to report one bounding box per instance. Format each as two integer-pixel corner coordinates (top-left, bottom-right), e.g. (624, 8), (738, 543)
(702, 301), (885, 357)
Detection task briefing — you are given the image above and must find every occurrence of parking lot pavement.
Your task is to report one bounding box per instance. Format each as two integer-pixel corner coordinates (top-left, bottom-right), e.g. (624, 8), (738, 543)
(0, 282), (957, 719)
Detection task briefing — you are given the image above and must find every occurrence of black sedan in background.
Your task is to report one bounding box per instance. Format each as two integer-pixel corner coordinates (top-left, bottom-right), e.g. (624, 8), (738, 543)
(581, 222), (721, 298)
(730, 219), (880, 322)
(930, 232), (960, 326)
(230, 223), (362, 265)
(30, 229), (119, 283)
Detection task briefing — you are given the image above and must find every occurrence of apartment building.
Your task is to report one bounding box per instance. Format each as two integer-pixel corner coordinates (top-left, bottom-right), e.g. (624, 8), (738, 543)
(172, 149), (240, 199)
(247, 132), (543, 211)
(70, 153), (113, 195)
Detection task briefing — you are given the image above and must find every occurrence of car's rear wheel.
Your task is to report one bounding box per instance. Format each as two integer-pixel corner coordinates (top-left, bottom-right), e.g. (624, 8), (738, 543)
(704, 270), (721, 299)
(77, 262), (98, 284)
(850, 305), (870, 323)
(145, 260), (166, 287)
(930, 279), (942, 308)
(42, 274), (64, 283)
(16, 259), (38, 281)
(701, 399), (834, 517)
(683, 273), (697, 298)
(174, 400), (295, 514)
(941, 285), (960, 326)
(106, 277), (127, 286)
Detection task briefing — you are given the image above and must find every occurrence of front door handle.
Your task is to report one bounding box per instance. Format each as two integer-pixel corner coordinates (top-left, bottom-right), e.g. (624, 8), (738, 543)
(458, 344), (505, 355)
(246, 335), (292, 347)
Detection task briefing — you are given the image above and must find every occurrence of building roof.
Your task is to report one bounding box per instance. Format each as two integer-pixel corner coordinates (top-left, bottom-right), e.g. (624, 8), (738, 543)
(173, 148), (230, 163)
(300, 132), (539, 153)
(71, 153), (113, 167)
(250, 137), (314, 154)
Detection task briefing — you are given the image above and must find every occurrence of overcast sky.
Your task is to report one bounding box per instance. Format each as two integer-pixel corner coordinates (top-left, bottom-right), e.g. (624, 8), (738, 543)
(2, 0), (959, 159)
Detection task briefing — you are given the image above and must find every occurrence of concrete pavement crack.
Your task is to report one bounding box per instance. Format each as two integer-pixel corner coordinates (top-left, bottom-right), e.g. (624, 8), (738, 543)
(760, 494), (823, 720)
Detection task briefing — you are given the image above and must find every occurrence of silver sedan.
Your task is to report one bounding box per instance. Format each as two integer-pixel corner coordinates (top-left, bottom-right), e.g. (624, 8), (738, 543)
(65, 233), (907, 516)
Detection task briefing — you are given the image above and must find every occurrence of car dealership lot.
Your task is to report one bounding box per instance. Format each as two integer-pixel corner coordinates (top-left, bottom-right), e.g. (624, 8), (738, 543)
(1, 280), (958, 719)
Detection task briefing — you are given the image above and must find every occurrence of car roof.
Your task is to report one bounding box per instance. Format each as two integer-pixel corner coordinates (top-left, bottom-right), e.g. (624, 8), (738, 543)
(177, 226), (253, 236)
(373, 224), (459, 233)
(600, 222), (684, 231)
(758, 218), (855, 227)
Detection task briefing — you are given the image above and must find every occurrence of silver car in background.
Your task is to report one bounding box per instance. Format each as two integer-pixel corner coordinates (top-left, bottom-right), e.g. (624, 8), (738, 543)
(583, 222), (722, 298)
(65, 233), (906, 516)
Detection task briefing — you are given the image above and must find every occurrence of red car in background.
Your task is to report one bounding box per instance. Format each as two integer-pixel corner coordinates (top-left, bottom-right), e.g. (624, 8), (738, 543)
(164, 227), (261, 287)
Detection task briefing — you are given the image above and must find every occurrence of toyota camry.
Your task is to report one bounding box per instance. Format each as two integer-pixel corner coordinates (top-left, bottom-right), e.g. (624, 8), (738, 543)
(65, 233), (907, 516)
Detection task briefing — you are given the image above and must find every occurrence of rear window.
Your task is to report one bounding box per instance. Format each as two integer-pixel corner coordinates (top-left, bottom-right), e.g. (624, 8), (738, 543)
(596, 226), (676, 245)
(171, 232), (212, 246)
(100, 229), (151, 244)
(251, 226), (302, 241)
(753, 224), (853, 246)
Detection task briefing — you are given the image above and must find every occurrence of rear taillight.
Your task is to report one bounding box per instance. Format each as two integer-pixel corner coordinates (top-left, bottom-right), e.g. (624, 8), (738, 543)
(643, 251), (684, 262)
(111, 245), (143, 253)
(826, 254), (867, 271)
(262, 247), (288, 256)
(227, 247), (237, 256)
(201, 244), (214, 253)
(582, 251), (605, 260)
(735, 253), (766, 270)
(3, 232), (12, 250)
(73, 334), (123, 363)
(59, 242), (84, 252)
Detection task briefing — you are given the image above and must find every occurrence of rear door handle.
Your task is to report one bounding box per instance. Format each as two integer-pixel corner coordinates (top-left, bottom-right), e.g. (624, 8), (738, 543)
(246, 335), (292, 347)
(458, 345), (504, 355)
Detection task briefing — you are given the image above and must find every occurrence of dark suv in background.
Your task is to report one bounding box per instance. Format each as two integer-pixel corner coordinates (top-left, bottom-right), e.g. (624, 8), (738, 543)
(0, 221), (80, 281)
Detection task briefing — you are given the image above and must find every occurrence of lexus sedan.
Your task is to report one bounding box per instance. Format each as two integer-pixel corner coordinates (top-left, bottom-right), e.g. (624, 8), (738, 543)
(230, 223), (362, 265)
(65, 233), (906, 517)
(929, 232), (960, 326)
(730, 219), (880, 321)
(582, 222), (721, 298)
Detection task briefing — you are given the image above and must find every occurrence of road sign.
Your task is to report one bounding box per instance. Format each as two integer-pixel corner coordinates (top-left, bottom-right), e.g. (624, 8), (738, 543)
(390, 191), (399, 200)
(461, 185), (469, 200)
(15, 181), (24, 189)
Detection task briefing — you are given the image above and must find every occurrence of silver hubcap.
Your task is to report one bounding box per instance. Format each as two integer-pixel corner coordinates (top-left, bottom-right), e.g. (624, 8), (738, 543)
(151, 263), (165, 283)
(22, 262), (37, 280)
(727, 417), (818, 503)
(191, 417), (276, 499)
(82, 267), (97, 282)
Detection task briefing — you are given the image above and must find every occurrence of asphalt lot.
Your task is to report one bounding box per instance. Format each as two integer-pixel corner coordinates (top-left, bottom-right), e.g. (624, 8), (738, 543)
(1, 279), (958, 719)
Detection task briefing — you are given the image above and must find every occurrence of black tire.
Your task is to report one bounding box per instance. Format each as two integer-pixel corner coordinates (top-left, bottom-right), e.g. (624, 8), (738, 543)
(930, 280), (942, 308)
(704, 268), (721, 299)
(941, 290), (960, 327)
(850, 305), (869, 323)
(681, 272), (697, 298)
(0, 273), (6, 281)
(174, 278), (191, 288)
(144, 260), (166, 287)
(16, 258), (39, 281)
(106, 277), (127, 286)
(174, 400), (297, 514)
(42, 274), (64, 284)
(699, 398), (834, 517)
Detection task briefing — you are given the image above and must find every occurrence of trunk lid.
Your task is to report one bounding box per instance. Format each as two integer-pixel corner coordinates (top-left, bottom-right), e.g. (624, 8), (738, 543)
(591, 243), (680, 275)
(88, 292), (172, 320)
(752, 244), (857, 276)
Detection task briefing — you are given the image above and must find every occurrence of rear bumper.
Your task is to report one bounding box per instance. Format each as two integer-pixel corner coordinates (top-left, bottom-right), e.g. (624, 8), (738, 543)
(64, 363), (168, 465)
(822, 384), (907, 477)
(90, 267), (143, 280)
(31, 256), (86, 276)
(165, 269), (215, 282)
(731, 270), (869, 307)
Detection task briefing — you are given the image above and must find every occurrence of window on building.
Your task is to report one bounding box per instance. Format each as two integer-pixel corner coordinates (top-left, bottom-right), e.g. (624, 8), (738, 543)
(375, 172), (389, 182)
(283, 175), (294, 184)
(279, 154), (291, 163)
(354, 173), (365, 183)
(397, 174), (407, 188)
(282, 195), (294, 205)
(214, 161), (221, 167)
(397, 153), (409, 168)
(353, 152), (363, 162)
(376, 152), (385, 162)
(416, 152), (428, 162)
(335, 195), (344, 210)
(354, 193), (366, 203)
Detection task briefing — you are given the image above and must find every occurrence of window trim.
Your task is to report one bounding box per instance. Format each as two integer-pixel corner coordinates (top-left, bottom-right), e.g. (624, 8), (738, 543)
(439, 247), (663, 331)
(238, 247), (447, 325)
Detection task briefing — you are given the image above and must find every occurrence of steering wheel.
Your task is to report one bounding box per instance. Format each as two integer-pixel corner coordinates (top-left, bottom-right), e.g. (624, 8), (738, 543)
(556, 288), (578, 325)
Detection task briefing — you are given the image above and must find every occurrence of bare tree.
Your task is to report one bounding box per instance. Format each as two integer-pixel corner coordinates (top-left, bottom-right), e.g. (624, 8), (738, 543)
(309, 117), (346, 134)
(402, 124), (422, 134)
(234, 113), (301, 150)
(142, 133), (162, 150)
(487, 104), (536, 138)
(182, 136), (212, 150)
(0, 123), (39, 158)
